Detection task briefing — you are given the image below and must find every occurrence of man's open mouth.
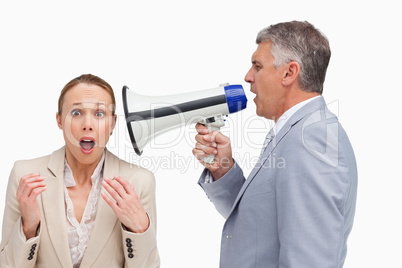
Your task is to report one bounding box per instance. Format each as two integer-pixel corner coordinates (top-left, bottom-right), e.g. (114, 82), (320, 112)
(79, 139), (95, 150)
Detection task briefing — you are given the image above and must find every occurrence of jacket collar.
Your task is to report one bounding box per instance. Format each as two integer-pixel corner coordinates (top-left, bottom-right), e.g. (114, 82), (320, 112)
(43, 147), (119, 268)
(42, 146), (72, 267)
(47, 146), (65, 178)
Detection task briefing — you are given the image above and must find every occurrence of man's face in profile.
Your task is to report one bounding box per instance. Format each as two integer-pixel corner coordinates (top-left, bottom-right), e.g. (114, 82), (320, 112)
(245, 41), (287, 121)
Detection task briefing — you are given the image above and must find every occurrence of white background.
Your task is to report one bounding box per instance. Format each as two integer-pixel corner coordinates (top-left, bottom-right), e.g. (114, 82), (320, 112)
(0, 1), (401, 267)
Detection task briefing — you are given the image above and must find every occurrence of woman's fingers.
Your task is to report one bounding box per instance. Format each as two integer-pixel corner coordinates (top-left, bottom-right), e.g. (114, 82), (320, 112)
(113, 176), (136, 196)
(28, 186), (47, 202)
(101, 191), (118, 211)
(101, 176), (149, 233)
(17, 173), (46, 201)
(102, 177), (124, 204)
(102, 176), (140, 204)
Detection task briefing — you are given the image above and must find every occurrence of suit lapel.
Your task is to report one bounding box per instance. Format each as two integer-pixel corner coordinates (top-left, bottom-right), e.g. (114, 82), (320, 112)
(41, 147), (73, 268)
(227, 97), (327, 216)
(228, 126), (292, 213)
(80, 150), (119, 267)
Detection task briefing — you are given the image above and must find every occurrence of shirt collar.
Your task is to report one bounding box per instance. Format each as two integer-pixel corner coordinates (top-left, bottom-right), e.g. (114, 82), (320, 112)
(64, 151), (106, 187)
(272, 95), (321, 136)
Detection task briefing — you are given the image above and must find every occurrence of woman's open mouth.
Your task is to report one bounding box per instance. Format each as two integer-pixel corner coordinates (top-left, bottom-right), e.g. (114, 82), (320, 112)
(79, 138), (95, 154)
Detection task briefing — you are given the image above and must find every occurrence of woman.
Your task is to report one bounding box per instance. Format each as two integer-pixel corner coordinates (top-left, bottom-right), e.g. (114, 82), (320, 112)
(0, 74), (160, 268)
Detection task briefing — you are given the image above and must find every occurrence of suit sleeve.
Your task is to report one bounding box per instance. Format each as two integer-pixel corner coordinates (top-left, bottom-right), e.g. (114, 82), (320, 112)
(275, 121), (357, 267)
(0, 162), (41, 268)
(198, 162), (246, 219)
(122, 170), (160, 268)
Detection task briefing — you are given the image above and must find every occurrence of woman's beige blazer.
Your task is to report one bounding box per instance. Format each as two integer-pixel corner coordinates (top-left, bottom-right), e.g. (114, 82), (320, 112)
(0, 147), (160, 268)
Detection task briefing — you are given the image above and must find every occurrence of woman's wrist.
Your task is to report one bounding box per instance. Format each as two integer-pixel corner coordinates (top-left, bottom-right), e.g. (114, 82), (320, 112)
(123, 213), (150, 234)
(22, 220), (40, 240)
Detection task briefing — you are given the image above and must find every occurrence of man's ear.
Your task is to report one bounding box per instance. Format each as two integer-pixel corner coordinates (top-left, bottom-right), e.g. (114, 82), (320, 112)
(56, 112), (62, 129)
(282, 61), (300, 86)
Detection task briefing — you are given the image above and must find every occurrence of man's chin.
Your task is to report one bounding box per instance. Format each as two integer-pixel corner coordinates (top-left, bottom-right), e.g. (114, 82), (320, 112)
(255, 109), (264, 117)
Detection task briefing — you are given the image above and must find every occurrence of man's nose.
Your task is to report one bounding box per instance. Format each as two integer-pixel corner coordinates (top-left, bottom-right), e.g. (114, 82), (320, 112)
(244, 68), (253, 83)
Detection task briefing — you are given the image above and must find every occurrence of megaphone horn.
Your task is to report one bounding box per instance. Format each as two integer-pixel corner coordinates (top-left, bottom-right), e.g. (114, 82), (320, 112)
(122, 83), (247, 163)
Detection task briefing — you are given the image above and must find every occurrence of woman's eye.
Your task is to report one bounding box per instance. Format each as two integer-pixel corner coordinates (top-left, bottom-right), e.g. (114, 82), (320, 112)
(95, 111), (105, 117)
(71, 110), (81, 116)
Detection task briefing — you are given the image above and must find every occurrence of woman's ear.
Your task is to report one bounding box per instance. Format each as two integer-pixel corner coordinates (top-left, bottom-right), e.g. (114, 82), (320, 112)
(111, 114), (117, 132)
(282, 61), (300, 86)
(56, 112), (62, 129)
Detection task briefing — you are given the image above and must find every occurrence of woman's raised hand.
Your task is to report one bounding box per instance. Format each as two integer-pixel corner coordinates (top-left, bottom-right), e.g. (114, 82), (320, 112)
(16, 173), (47, 240)
(101, 176), (149, 233)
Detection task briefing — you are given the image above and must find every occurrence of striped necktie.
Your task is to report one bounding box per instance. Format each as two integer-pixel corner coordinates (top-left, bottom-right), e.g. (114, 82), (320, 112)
(260, 129), (275, 156)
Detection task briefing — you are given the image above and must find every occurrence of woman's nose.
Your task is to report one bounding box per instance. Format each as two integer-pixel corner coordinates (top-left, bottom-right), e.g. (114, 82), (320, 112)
(82, 114), (93, 131)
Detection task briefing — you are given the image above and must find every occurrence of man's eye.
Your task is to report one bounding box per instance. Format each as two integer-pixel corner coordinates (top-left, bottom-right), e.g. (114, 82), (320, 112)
(72, 110), (81, 116)
(95, 111), (105, 117)
(255, 65), (262, 71)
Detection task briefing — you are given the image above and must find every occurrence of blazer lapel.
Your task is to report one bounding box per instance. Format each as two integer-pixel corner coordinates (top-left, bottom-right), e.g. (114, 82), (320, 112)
(80, 150), (119, 267)
(228, 97), (327, 215)
(41, 147), (74, 268)
(228, 126), (292, 213)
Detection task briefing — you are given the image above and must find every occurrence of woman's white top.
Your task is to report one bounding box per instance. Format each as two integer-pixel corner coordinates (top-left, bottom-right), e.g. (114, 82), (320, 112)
(63, 152), (105, 268)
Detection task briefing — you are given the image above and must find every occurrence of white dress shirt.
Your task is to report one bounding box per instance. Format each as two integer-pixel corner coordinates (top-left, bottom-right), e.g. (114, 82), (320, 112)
(63, 152), (105, 268)
(271, 96), (320, 137)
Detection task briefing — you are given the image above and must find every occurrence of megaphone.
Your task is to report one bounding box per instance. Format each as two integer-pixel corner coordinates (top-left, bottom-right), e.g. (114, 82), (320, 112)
(122, 83), (247, 163)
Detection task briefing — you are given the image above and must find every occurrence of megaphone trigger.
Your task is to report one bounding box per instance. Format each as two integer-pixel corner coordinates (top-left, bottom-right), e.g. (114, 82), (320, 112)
(198, 114), (226, 164)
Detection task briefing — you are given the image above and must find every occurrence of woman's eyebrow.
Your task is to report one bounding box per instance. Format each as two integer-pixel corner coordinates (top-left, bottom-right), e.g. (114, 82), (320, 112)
(70, 102), (107, 108)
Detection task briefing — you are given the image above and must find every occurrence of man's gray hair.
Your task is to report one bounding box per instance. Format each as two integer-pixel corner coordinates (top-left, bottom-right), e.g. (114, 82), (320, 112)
(256, 21), (331, 94)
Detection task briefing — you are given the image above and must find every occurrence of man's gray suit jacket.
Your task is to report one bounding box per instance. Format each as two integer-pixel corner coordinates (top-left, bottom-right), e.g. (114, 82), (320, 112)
(198, 96), (357, 268)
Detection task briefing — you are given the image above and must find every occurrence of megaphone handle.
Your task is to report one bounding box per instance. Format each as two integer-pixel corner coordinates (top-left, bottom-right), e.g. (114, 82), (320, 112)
(199, 125), (221, 164)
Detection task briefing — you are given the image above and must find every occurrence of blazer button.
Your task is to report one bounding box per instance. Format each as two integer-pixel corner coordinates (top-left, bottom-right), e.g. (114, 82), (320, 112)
(126, 242), (132, 248)
(28, 256), (33, 260)
(125, 238), (132, 243)
(127, 248), (133, 253)
(128, 253), (134, 258)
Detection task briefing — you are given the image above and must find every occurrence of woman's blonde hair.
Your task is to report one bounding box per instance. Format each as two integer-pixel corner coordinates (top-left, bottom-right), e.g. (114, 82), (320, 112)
(58, 74), (116, 115)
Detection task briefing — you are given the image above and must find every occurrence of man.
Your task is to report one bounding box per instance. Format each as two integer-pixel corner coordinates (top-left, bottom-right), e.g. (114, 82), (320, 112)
(193, 21), (357, 268)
